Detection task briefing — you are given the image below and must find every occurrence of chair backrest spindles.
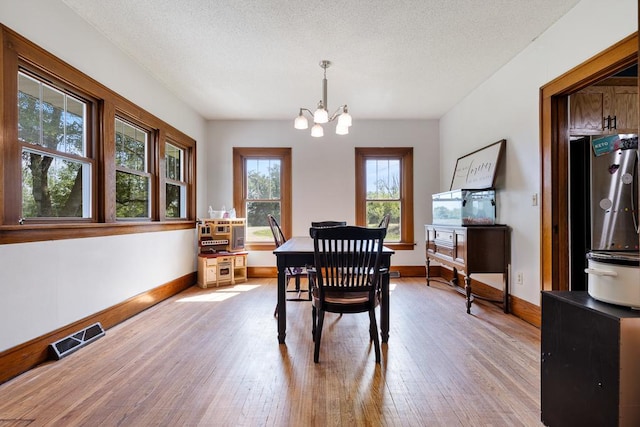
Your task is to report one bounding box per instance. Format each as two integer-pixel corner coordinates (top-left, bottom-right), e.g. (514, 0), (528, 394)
(267, 214), (286, 248)
(311, 226), (386, 295)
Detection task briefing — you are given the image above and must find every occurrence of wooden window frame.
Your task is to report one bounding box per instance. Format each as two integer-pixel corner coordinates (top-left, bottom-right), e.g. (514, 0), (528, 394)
(0, 24), (196, 244)
(355, 147), (414, 250)
(232, 147), (292, 251)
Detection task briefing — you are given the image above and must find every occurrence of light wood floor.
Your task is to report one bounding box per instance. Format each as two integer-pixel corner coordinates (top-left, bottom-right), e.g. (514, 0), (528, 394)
(0, 278), (542, 426)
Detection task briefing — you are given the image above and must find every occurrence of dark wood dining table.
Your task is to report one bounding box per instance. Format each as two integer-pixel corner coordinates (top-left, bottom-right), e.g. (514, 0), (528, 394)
(273, 236), (395, 344)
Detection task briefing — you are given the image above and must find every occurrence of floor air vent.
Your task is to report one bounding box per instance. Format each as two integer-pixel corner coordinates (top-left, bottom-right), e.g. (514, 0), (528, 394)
(389, 271), (400, 278)
(49, 322), (105, 360)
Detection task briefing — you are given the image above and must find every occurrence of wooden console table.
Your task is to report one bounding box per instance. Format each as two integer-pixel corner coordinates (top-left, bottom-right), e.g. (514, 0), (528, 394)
(425, 224), (510, 314)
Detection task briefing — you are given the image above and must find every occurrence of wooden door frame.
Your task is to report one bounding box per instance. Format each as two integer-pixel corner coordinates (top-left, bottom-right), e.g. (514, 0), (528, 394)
(540, 33), (638, 292)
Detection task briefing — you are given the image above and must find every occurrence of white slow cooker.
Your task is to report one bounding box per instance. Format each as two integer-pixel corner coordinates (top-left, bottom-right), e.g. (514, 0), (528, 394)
(585, 251), (640, 308)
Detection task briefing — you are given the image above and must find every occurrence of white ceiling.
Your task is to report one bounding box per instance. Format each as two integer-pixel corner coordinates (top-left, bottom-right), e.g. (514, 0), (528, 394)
(62, 0), (581, 121)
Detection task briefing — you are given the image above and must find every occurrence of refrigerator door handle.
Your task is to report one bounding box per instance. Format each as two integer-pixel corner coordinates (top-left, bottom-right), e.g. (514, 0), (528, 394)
(584, 267), (618, 277)
(634, 150), (639, 234)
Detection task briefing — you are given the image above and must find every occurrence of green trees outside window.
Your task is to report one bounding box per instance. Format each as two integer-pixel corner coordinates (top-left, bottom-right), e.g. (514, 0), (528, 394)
(245, 158), (281, 242)
(18, 71), (90, 218)
(366, 158), (401, 241)
(165, 143), (186, 218)
(115, 118), (150, 218)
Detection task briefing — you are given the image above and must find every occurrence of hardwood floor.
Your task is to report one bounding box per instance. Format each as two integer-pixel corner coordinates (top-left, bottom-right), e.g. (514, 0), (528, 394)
(0, 278), (542, 426)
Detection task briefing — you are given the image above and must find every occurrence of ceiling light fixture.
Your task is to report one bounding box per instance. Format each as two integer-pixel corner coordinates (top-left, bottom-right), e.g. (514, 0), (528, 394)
(294, 60), (352, 137)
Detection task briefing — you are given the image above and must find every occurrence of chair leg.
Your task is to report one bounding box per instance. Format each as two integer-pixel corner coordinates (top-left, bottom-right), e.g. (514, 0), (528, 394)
(311, 304), (316, 340)
(314, 310), (325, 363)
(369, 309), (381, 363)
(294, 274), (301, 292)
(307, 272), (314, 301)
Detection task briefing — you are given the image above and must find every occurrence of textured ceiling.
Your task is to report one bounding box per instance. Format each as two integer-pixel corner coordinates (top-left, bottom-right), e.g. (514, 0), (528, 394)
(62, 0), (580, 120)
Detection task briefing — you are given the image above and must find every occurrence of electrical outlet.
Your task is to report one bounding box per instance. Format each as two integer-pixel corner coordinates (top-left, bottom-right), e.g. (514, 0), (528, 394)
(516, 272), (524, 285)
(532, 193), (538, 206)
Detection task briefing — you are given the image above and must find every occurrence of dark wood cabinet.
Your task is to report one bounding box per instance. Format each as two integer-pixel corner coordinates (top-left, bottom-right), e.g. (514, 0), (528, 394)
(541, 291), (640, 427)
(425, 224), (510, 313)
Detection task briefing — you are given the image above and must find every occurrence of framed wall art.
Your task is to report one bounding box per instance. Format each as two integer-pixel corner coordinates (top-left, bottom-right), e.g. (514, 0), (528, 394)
(450, 139), (506, 190)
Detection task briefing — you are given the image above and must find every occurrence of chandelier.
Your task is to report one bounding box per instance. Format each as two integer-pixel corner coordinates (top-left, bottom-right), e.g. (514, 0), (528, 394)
(294, 60), (352, 137)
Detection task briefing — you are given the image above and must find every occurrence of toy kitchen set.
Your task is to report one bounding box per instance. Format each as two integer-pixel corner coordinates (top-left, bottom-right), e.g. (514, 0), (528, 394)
(196, 215), (247, 288)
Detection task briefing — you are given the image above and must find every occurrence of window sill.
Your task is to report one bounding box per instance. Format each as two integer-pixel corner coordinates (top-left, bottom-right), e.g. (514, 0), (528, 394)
(244, 242), (277, 251)
(384, 242), (416, 251)
(0, 221), (196, 245)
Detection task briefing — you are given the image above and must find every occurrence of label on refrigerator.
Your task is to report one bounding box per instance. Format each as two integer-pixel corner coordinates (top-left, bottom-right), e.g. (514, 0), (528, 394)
(591, 135), (620, 156)
(592, 135), (638, 157)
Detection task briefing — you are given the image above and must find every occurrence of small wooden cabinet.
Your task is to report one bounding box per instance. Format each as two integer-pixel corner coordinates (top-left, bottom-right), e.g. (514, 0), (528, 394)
(425, 224), (510, 313)
(197, 252), (248, 288)
(569, 84), (638, 135)
(541, 291), (640, 426)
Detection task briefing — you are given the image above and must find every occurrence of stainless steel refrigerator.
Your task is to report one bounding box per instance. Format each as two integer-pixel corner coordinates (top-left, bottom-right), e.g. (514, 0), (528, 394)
(590, 134), (639, 251)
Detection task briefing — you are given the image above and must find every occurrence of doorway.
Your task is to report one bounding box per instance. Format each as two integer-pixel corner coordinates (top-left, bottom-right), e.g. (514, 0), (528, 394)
(540, 33), (638, 292)
(567, 64), (638, 291)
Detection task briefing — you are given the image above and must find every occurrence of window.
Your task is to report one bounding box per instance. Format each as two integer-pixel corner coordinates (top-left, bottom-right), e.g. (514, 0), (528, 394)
(18, 71), (92, 219)
(365, 158), (401, 239)
(115, 118), (151, 219)
(233, 148), (292, 248)
(165, 142), (187, 219)
(0, 25), (196, 243)
(245, 158), (281, 236)
(355, 147), (414, 249)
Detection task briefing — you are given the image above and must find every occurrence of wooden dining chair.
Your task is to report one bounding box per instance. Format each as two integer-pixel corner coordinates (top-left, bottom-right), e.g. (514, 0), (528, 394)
(309, 225), (387, 363)
(310, 220), (347, 228)
(377, 213), (391, 230)
(267, 215), (311, 316)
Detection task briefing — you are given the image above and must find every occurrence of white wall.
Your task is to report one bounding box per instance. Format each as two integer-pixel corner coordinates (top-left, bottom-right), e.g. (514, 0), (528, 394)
(439, 0), (638, 305)
(0, 231), (195, 350)
(0, 0), (207, 351)
(206, 119), (440, 268)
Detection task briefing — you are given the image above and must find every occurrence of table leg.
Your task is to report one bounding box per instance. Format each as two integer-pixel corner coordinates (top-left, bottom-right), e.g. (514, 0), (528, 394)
(426, 257), (431, 286)
(503, 269), (510, 313)
(277, 263), (286, 344)
(464, 275), (472, 314)
(380, 270), (390, 343)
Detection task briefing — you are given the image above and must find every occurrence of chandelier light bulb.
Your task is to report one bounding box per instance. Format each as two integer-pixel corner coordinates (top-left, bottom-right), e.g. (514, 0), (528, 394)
(294, 111), (308, 129)
(337, 109), (352, 128)
(313, 101), (329, 124)
(336, 123), (349, 135)
(311, 124), (324, 137)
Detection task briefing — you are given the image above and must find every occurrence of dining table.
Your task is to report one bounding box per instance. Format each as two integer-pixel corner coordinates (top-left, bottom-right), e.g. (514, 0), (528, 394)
(273, 236), (395, 344)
